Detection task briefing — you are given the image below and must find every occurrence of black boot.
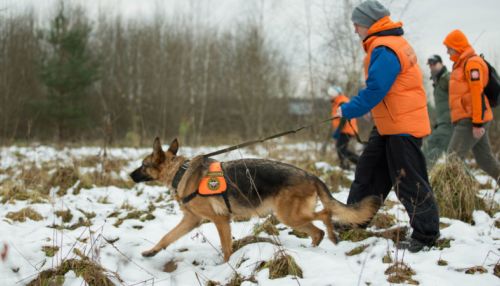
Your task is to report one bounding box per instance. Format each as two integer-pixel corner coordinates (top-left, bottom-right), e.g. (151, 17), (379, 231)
(397, 238), (433, 253)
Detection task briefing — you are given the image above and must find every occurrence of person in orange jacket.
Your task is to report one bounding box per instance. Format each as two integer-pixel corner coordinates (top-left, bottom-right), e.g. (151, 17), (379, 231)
(444, 29), (500, 181)
(328, 85), (360, 169)
(336, 0), (440, 252)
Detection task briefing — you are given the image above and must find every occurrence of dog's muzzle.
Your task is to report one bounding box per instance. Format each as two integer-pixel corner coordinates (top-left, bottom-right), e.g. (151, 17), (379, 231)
(130, 168), (153, 183)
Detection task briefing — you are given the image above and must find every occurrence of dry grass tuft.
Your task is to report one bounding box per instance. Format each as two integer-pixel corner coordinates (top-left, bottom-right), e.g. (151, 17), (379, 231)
(464, 266), (488, 274)
(385, 262), (419, 285)
(18, 165), (51, 193)
(338, 228), (372, 242)
(206, 273), (255, 286)
(383, 199), (399, 210)
(439, 222), (451, 229)
(42, 245), (59, 257)
(326, 169), (352, 193)
(50, 166), (81, 196)
(345, 244), (369, 256)
(430, 155), (484, 223)
(253, 215), (280, 236)
(232, 235), (279, 252)
(382, 252), (393, 264)
(55, 209), (73, 223)
(50, 217), (92, 230)
(377, 227), (408, 243)
(113, 209), (155, 227)
(338, 226), (408, 244)
(27, 257), (120, 286)
(437, 259), (448, 266)
(163, 260), (177, 273)
(257, 252), (303, 279)
(0, 182), (47, 204)
(288, 229), (309, 239)
(6, 207), (43, 222)
(435, 238), (453, 250)
(369, 213), (396, 229)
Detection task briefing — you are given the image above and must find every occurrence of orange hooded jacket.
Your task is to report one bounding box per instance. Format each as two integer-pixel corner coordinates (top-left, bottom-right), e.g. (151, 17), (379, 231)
(331, 94), (358, 136)
(362, 16), (430, 138)
(443, 29), (492, 125)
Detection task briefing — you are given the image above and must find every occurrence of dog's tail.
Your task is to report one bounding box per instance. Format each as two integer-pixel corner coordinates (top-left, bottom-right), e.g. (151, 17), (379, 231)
(314, 178), (380, 225)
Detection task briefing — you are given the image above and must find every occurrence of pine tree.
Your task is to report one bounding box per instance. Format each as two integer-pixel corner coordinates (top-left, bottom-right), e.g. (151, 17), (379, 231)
(39, 3), (98, 142)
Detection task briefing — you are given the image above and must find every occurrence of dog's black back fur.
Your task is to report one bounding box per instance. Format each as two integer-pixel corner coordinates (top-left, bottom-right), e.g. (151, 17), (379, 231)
(222, 159), (310, 208)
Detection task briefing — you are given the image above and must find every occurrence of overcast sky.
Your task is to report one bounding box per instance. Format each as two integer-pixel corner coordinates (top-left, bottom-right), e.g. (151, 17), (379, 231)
(3, 0), (500, 94)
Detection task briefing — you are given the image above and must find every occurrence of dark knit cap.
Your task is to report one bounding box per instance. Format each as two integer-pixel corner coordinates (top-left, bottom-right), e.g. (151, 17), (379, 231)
(427, 55), (443, 65)
(351, 1), (390, 28)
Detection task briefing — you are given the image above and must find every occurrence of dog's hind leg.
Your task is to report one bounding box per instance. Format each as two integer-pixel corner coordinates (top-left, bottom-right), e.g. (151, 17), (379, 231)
(211, 216), (232, 262)
(292, 222), (325, 246)
(314, 209), (337, 244)
(142, 212), (201, 257)
(274, 194), (325, 246)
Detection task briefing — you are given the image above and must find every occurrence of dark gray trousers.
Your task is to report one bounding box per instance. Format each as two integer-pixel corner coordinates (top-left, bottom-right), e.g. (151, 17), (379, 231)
(448, 118), (500, 181)
(347, 128), (440, 244)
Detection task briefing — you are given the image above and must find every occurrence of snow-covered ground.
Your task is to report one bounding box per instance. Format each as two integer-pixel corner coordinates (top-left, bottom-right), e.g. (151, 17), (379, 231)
(0, 143), (499, 285)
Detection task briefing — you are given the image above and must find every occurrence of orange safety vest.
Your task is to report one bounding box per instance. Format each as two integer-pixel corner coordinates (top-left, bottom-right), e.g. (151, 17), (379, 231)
(362, 16), (431, 138)
(198, 162), (227, 195)
(331, 95), (358, 136)
(448, 47), (492, 124)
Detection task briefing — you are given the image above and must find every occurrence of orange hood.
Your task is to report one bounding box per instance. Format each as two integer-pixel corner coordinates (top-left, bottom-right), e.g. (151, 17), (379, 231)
(443, 29), (471, 62)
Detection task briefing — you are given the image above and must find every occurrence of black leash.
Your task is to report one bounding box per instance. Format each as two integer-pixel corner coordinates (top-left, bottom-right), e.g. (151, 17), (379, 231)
(202, 116), (366, 158)
(347, 119), (367, 145)
(176, 116), (365, 213)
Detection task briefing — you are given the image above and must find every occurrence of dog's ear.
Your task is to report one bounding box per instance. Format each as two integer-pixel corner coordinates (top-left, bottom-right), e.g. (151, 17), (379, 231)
(153, 137), (166, 162)
(167, 138), (179, 156)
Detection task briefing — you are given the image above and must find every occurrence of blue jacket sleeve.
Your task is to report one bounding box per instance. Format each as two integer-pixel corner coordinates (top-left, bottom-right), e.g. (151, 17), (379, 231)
(340, 46), (401, 119)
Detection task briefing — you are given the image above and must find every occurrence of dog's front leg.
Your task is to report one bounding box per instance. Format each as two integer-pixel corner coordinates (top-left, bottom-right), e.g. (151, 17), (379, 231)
(142, 212), (201, 257)
(212, 216), (232, 262)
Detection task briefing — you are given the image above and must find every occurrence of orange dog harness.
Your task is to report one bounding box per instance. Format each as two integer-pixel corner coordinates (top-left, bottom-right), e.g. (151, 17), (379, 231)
(174, 161), (232, 213)
(199, 162), (227, 195)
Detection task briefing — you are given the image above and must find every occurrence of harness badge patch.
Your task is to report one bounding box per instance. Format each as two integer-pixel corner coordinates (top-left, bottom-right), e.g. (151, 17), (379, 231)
(207, 177), (220, 191)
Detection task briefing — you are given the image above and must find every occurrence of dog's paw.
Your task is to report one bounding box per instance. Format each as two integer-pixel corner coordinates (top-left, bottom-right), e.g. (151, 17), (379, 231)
(142, 249), (159, 257)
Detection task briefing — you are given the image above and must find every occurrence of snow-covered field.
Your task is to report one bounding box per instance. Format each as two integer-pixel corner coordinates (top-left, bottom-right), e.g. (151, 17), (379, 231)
(0, 143), (499, 285)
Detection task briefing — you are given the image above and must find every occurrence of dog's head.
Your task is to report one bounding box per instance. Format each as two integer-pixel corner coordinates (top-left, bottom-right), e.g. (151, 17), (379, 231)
(130, 137), (179, 183)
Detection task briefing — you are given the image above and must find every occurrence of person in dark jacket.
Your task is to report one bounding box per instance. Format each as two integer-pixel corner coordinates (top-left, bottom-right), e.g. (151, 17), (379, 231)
(422, 55), (453, 169)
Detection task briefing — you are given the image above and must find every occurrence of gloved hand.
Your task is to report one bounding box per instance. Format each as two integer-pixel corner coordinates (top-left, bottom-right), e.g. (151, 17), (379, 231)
(335, 106), (343, 118)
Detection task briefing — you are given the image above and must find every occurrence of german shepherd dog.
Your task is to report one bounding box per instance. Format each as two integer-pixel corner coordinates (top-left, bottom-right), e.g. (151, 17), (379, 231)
(130, 138), (380, 262)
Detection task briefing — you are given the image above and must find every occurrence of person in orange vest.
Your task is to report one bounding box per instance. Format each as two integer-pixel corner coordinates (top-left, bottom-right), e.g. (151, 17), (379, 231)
(328, 85), (360, 170)
(443, 30), (500, 182)
(335, 0), (440, 252)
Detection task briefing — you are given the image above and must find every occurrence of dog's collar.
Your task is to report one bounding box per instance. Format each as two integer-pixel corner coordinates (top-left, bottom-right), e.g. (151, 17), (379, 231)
(171, 160), (190, 189)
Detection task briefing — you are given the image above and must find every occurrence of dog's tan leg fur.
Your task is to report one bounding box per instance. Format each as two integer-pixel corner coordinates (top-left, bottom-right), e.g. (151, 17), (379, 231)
(314, 209), (337, 244)
(142, 212), (201, 257)
(211, 216), (232, 262)
(273, 187), (326, 246)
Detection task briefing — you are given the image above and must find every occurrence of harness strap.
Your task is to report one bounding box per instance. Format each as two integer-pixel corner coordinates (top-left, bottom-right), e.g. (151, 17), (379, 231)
(222, 192), (233, 213)
(180, 191), (233, 214)
(181, 191), (198, 205)
(172, 160), (190, 189)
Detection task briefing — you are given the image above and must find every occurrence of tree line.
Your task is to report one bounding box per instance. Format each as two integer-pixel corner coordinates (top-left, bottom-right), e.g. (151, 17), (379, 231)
(0, 3), (332, 146)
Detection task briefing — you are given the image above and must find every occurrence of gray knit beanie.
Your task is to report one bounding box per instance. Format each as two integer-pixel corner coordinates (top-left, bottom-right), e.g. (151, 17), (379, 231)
(351, 1), (390, 28)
